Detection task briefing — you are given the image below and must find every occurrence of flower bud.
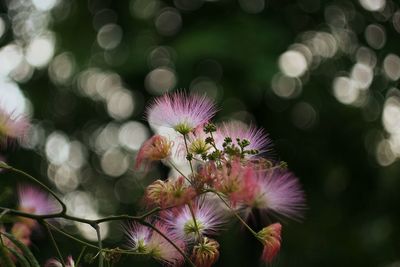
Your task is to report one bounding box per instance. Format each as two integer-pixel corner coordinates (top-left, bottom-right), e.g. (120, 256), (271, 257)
(256, 223), (282, 263)
(191, 237), (220, 267)
(135, 135), (172, 170)
(144, 177), (196, 208)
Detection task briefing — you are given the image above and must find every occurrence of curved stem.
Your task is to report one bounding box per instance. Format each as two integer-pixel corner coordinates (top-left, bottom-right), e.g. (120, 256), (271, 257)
(211, 190), (258, 236)
(0, 208), (9, 220)
(0, 237), (16, 267)
(139, 220), (196, 267)
(46, 222), (100, 249)
(187, 202), (201, 241)
(183, 134), (194, 176)
(0, 163), (66, 213)
(0, 163), (196, 266)
(94, 224), (103, 267)
(76, 246), (87, 266)
(167, 159), (192, 184)
(43, 221), (65, 267)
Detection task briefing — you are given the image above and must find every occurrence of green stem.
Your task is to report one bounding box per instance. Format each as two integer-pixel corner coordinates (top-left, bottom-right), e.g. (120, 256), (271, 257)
(76, 246), (87, 266)
(94, 224), (104, 267)
(0, 163), (66, 213)
(0, 163), (195, 266)
(0, 238), (16, 267)
(183, 134), (195, 176)
(167, 159), (192, 184)
(43, 221), (66, 267)
(0, 208), (9, 220)
(46, 223), (100, 249)
(212, 190), (258, 236)
(187, 202), (201, 241)
(139, 220), (196, 267)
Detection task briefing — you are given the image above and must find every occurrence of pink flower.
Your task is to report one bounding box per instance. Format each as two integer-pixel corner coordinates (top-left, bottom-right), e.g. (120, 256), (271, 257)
(18, 184), (61, 228)
(45, 256), (76, 267)
(257, 223), (282, 263)
(212, 160), (256, 204)
(125, 221), (185, 266)
(163, 199), (227, 241)
(135, 135), (173, 170)
(146, 92), (217, 135)
(0, 107), (30, 147)
(215, 121), (271, 157)
(244, 168), (305, 220)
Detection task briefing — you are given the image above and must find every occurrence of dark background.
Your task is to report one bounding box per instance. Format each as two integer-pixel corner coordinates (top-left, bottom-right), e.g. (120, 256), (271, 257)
(1, 0), (400, 266)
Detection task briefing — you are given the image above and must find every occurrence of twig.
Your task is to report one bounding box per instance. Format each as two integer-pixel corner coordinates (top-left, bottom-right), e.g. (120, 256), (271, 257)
(43, 221), (66, 267)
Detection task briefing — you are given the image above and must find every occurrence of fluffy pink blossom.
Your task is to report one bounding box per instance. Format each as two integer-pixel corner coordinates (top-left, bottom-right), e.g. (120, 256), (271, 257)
(0, 107), (30, 147)
(244, 168), (305, 220)
(146, 92), (217, 135)
(215, 121), (271, 156)
(45, 256), (76, 267)
(164, 199), (227, 241)
(125, 221), (185, 266)
(18, 184), (61, 228)
(212, 160), (256, 204)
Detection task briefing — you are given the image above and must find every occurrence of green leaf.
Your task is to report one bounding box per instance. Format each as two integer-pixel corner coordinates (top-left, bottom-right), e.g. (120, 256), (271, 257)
(0, 242), (16, 267)
(7, 247), (31, 267)
(1, 232), (40, 267)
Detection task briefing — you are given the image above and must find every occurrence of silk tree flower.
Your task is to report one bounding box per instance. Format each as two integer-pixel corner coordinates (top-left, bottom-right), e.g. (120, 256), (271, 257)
(215, 121), (271, 157)
(135, 135), (173, 170)
(125, 221), (185, 266)
(191, 237), (220, 267)
(144, 177), (197, 208)
(208, 159), (257, 206)
(164, 199), (227, 241)
(241, 168), (305, 220)
(18, 184), (60, 228)
(256, 223), (282, 263)
(146, 92), (217, 135)
(45, 256), (76, 267)
(0, 107), (30, 147)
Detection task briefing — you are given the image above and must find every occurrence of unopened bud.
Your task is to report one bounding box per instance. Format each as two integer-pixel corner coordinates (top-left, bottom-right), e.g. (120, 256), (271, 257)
(256, 223), (282, 263)
(191, 237), (220, 267)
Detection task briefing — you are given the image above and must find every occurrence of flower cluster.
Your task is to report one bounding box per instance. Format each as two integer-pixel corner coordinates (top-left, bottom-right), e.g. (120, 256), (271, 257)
(0, 92), (304, 267)
(128, 92), (306, 266)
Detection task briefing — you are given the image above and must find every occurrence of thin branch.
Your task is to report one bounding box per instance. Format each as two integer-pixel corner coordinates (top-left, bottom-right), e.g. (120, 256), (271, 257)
(211, 190), (258, 236)
(0, 208), (9, 220)
(43, 221), (66, 267)
(94, 224), (103, 267)
(0, 163), (66, 213)
(76, 246), (87, 266)
(0, 163), (196, 266)
(46, 223), (100, 250)
(187, 202), (201, 240)
(139, 220), (196, 267)
(183, 134), (195, 176)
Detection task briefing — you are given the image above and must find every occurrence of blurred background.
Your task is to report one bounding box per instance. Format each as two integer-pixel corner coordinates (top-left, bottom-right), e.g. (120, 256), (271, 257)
(0, 0), (400, 266)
